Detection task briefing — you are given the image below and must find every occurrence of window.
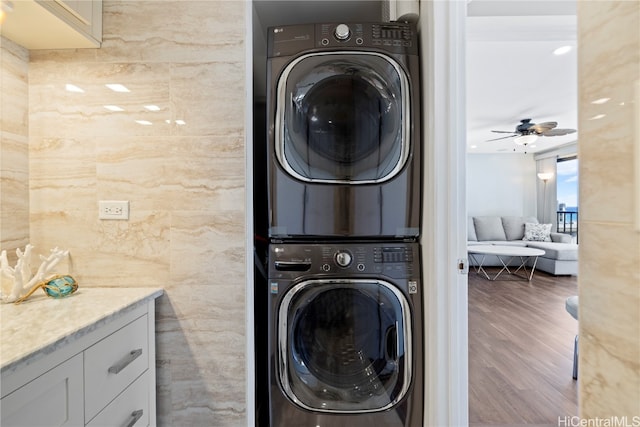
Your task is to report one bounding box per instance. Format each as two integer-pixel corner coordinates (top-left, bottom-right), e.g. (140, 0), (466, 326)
(556, 157), (578, 240)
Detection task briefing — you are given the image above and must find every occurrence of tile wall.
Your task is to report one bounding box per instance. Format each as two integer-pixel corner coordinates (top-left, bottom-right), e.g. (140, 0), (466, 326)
(578, 0), (640, 419)
(6, 1), (247, 425)
(0, 36), (30, 263)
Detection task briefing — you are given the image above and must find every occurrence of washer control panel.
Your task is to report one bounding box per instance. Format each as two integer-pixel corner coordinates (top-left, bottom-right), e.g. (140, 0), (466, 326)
(269, 242), (420, 280)
(268, 22), (418, 58)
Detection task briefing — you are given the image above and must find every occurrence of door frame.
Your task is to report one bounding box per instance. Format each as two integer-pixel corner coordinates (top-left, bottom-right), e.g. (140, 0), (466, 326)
(420, 1), (469, 425)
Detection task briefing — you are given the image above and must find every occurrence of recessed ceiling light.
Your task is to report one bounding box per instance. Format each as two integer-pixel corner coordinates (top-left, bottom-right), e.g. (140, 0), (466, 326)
(553, 45), (572, 56)
(104, 105), (124, 112)
(591, 97), (610, 105)
(135, 120), (153, 125)
(144, 105), (160, 111)
(588, 114), (606, 120)
(470, 145), (477, 149)
(65, 83), (84, 93)
(106, 83), (130, 93)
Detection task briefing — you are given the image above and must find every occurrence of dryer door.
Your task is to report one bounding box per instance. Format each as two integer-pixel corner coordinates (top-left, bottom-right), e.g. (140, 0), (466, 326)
(275, 52), (410, 184)
(278, 279), (412, 413)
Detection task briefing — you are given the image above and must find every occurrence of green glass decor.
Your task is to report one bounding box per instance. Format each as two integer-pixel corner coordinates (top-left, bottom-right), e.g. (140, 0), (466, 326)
(15, 275), (78, 304)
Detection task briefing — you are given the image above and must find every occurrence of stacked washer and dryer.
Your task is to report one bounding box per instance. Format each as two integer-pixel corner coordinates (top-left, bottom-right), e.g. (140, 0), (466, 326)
(265, 22), (423, 426)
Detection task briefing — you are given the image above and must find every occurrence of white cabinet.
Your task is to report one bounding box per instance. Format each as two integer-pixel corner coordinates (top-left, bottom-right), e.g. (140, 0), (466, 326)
(1, 295), (159, 427)
(0, 0), (102, 49)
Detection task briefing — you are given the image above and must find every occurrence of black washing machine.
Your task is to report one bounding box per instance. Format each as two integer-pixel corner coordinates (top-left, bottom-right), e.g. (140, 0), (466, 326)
(266, 22), (422, 240)
(267, 242), (424, 426)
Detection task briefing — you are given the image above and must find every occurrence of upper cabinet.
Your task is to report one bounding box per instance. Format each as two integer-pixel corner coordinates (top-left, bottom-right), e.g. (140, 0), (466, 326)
(0, 0), (102, 49)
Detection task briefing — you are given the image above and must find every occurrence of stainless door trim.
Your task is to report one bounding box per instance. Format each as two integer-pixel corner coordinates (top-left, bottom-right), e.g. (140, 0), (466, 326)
(274, 51), (411, 184)
(277, 278), (413, 413)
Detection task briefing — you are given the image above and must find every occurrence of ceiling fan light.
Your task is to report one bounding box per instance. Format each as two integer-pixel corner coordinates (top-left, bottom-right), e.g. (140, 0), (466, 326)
(514, 134), (538, 146)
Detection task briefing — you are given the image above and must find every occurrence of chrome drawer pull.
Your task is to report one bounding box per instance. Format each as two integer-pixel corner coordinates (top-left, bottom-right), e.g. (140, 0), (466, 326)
(125, 409), (143, 427)
(108, 349), (143, 374)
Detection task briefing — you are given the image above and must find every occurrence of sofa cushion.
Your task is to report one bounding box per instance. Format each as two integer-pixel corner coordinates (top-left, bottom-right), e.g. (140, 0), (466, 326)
(468, 217), (478, 241)
(523, 222), (552, 242)
(501, 216), (538, 240)
(525, 242), (579, 261)
(473, 216), (507, 241)
(551, 232), (572, 243)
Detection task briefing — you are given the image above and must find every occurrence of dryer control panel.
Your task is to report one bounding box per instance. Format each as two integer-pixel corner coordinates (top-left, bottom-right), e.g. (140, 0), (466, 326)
(268, 22), (418, 58)
(269, 242), (420, 280)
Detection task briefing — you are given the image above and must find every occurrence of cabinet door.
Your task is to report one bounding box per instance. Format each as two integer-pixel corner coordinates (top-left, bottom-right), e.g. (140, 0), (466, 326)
(1, 353), (84, 427)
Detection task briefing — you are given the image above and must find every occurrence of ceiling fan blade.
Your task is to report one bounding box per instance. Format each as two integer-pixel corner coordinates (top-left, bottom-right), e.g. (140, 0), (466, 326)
(491, 130), (516, 134)
(485, 134), (517, 142)
(541, 128), (577, 137)
(530, 121), (558, 133)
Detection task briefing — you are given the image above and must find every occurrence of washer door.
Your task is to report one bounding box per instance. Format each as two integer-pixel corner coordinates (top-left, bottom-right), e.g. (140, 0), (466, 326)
(275, 52), (410, 184)
(278, 279), (412, 413)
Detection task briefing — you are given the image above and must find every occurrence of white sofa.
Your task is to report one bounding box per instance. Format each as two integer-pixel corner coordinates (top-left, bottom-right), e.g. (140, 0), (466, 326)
(468, 216), (578, 276)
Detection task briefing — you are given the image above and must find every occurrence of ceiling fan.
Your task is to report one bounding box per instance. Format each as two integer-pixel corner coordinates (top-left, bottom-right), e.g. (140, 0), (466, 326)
(487, 118), (577, 145)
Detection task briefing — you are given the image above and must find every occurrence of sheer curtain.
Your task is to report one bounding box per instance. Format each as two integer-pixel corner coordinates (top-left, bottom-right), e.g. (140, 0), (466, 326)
(536, 156), (558, 229)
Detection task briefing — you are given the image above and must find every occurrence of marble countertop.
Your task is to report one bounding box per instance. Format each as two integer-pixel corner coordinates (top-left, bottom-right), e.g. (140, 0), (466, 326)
(0, 287), (163, 374)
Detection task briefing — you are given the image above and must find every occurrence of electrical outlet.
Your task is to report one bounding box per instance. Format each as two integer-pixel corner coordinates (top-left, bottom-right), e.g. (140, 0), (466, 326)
(99, 200), (129, 220)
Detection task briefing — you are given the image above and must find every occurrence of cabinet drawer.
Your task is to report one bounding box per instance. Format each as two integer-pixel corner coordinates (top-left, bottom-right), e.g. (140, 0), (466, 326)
(84, 314), (148, 421)
(1, 353), (84, 427)
(86, 372), (149, 427)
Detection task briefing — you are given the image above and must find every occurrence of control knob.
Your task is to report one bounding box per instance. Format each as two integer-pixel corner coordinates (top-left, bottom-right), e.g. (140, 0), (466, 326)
(334, 24), (350, 41)
(335, 250), (352, 268)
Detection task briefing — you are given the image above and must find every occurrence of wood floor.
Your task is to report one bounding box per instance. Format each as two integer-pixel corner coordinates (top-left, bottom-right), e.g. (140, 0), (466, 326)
(468, 268), (579, 426)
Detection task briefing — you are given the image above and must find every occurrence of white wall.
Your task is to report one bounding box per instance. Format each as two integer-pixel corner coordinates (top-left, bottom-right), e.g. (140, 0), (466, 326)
(467, 153), (537, 217)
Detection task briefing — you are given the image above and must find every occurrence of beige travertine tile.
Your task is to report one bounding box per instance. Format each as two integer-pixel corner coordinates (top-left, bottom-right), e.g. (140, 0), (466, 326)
(578, 1), (639, 225)
(171, 62), (245, 137)
(95, 136), (244, 211)
(29, 136), (97, 212)
(1, 37), (29, 257)
(98, 1), (245, 64)
(0, 133), (29, 209)
(29, 209), (171, 286)
(28, 61), (172, 138)
(170, 211), (245, 285)
(0, 37), (29, 136)
(578, 0), (640, 420)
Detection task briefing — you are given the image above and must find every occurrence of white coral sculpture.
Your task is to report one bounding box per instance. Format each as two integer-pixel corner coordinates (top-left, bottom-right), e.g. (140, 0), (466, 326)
(0, 245), (69, 303)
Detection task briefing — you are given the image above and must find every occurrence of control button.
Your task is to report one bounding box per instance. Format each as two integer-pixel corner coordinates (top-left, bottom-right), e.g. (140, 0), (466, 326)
(321, 38), (329, 46)
(335, 251), (352, 267)
(334, 24), (350, 41)
(357, 263), (365, 271)
(355, 37), (364, 45)
(322, 263), (331, 272)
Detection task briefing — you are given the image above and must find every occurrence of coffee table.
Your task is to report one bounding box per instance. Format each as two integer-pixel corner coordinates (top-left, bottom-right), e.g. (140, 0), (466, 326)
(467, 245), (546, 281)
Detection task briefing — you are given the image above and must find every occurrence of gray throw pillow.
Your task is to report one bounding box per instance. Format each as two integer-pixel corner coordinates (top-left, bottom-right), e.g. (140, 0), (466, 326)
(501, 216), (526, 240)
(468, 217), (478, 241)
(473, 216), (507, 241)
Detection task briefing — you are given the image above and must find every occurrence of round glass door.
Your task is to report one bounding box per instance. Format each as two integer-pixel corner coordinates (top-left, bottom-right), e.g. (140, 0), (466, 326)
(275, 52), (410, 184)
(278, 279), (412, 413)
